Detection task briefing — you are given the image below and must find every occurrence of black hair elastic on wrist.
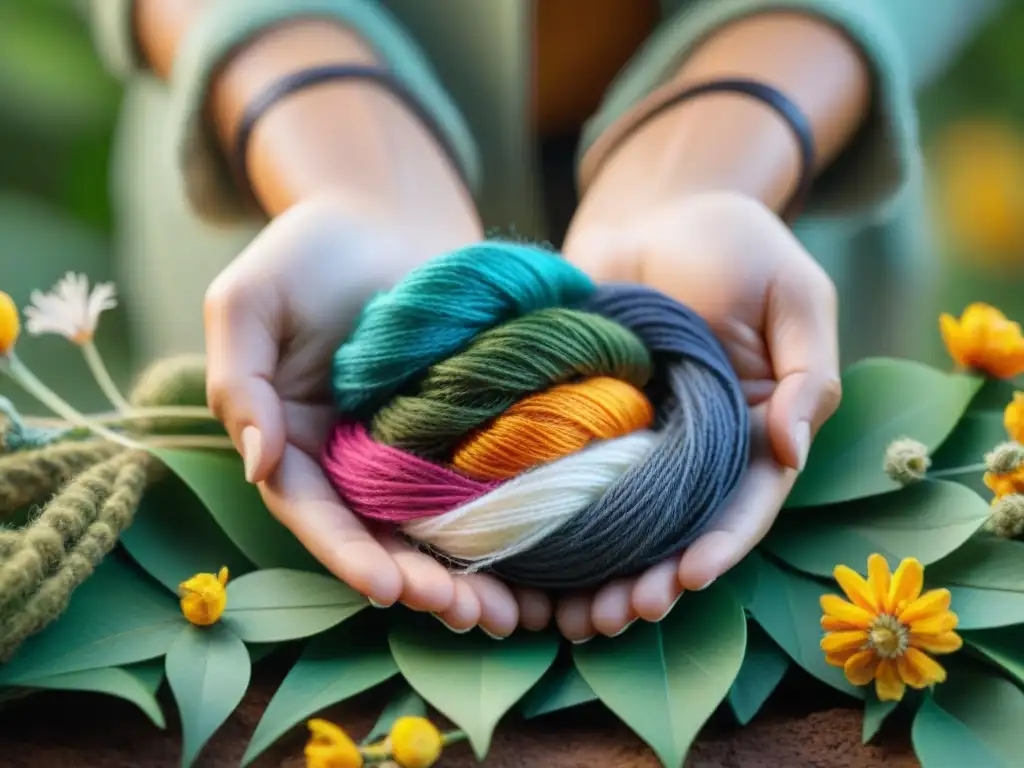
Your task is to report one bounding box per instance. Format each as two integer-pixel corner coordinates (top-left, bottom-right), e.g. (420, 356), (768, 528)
(233, 64), (467, 208)
(608, 78), (816, 223)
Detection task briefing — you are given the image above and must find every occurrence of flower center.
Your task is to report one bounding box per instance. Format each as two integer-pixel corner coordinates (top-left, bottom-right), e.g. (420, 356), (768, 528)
(868, 613), (909, 659)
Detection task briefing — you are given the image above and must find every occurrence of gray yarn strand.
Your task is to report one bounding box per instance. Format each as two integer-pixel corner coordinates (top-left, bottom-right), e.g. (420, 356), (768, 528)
(492, 283), (750, 589)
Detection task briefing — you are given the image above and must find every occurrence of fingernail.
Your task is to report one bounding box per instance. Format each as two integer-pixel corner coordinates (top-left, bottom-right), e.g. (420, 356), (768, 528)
(795, 420), (811, 470)
(652, 593), (685, 623)
(433, 614), (472, 634)
(571, 635), (595, 645)
(481, 628), (509, 641)
(696, 578), (716, 591)
(608, 619), (637, 638)
(241, 425), (262, 483)
(368, 599), (389, 609)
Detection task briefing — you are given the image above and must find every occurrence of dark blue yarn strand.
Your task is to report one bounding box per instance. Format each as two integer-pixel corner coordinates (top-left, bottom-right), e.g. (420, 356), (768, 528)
(491, 283), (751, 589)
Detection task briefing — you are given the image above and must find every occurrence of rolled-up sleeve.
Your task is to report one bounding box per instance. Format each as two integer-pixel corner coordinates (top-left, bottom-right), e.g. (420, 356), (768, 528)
(85, 0), (481, 223)
(579, 0), (1005, 222)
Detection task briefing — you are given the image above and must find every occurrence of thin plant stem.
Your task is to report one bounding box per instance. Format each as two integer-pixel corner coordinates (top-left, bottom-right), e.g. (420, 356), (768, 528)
(24, 405), (217, 430)
(140, 435), (235, 451)
(2, 353), (137, 448)
(81, 340), (132, 413)
(929, 463), (987, 478)
(441, 730), (467, 746)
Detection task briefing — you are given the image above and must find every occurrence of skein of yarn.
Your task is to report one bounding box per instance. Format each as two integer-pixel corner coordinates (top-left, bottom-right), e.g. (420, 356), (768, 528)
(323, 242), (750, 590)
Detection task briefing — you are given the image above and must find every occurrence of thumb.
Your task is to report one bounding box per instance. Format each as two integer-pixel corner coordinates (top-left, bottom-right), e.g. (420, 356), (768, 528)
(764, 263), (843, 471)
(204, 276), (287, 484)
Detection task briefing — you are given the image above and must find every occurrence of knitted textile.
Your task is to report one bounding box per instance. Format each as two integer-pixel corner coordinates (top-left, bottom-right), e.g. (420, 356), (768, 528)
(323, 242), (750, 589)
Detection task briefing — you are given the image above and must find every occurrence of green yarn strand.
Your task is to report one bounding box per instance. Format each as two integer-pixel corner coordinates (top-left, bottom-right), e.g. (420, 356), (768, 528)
(0, 441), (123, 519)
(0, 450), (156, 661)
(370, 308), (652, 459)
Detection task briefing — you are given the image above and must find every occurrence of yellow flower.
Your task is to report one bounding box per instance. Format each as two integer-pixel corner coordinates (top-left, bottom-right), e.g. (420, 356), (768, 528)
(0, 291), (19, 356)
(1006, 393), (1024, 443)
(939, 303), (1024, 379)
(820, 555), (962, 703)
(305, 719), (363, 768)
(179, 566), (229, 626)
(389, 717), (443, 768)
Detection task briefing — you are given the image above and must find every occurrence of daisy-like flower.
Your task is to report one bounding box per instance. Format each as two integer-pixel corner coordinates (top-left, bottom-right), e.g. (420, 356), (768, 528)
(23, 272), (117, 345)
(820, 554), (962, 702)
(0, 291), (19, 356)
(939, 303), (1024, 379)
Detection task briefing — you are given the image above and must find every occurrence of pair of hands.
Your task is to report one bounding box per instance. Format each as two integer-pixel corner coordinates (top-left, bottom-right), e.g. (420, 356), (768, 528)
(202, 190), (842, 642)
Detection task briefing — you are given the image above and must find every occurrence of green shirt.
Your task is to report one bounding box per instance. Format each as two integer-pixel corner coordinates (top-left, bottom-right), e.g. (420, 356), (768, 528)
(87, 0), (1004, 364)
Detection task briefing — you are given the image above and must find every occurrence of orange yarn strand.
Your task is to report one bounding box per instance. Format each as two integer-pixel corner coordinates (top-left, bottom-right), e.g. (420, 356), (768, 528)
(451, 376), (655, 480)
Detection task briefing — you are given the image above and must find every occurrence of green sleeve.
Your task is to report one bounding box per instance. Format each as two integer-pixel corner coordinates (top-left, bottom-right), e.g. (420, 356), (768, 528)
(580, 0), (1005, 222)
(86, 0), (480, 224)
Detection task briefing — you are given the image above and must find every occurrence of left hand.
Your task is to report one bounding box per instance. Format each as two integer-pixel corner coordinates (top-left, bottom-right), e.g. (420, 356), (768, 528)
(556, 190), (842, 642)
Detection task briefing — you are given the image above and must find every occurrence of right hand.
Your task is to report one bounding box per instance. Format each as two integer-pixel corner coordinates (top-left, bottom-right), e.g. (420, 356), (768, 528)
(203, 195), (552, 637)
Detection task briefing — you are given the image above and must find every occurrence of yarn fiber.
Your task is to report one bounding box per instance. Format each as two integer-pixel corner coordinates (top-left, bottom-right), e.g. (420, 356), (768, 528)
(324, 242), (750, 590)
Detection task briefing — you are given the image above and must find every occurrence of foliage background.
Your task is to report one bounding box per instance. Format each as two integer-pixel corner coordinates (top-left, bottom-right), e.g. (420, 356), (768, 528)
(1, 2), (1024, 393)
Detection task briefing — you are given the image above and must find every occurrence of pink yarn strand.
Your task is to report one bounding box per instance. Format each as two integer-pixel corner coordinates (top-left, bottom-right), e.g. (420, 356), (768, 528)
(321, 421), (498, 522)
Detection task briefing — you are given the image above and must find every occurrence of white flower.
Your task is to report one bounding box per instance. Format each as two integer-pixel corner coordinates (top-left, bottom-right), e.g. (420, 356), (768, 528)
(23, 273), (117, 345)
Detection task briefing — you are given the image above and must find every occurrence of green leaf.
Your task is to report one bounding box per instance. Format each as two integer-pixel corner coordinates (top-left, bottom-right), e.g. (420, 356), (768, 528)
(727, 621), (790, 726)
(222, 569), (367, 643)
(765, 481), (989, 577)
(863, 690), (898, 744)
(242, 621), (398, 766)
(149, 449), (320, 572)
(787, 358), (982, 508)
(965, 626), (1024, 687)
(0, 556), (183, 684)
(966, 377), (1018, 413)
(166, 623), (251, 768)
(13, 666), (165, 728)
(363, 684), (429, 745)
(121, 477), (254, 593)
(573, 584), (746, 768)
(388, 613), (560, 759)
(740, 552), (864, 699)
(520, 659), (598, 720)
(912, 661), (1024, 767)
(927, 535), (1024, 629)
(124, 659), (166, 695)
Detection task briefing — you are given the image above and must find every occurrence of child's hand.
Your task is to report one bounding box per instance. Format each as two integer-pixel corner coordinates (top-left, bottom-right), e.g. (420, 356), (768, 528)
(202, 195), (542, 638)
(560, 190), (842, 641)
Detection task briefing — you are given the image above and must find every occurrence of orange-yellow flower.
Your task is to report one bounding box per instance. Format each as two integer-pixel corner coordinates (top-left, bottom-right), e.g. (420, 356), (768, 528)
(820, 554), (962, 702)
(939, 303), (1024, 378)
(305, 719), (363, 768)
(179, 566), (229, 626)
(1006, 392), (1024, 443)
(0, 291), (19, 356)
(389, 717), (444, 768)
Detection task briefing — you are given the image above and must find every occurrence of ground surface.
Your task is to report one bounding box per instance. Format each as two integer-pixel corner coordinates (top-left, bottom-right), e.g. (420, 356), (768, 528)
(0, 662), (919, 767)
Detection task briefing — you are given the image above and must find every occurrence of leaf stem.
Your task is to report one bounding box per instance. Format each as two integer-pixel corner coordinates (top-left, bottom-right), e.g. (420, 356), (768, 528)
(81, 340), (132, 413)
(25, 405), (218, 429)
(2, 353), (137, 448)
(442, 729), (467, 746)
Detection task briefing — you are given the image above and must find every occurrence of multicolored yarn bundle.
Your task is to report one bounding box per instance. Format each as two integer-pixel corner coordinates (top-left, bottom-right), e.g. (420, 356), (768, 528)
(322, 243), (750, 589)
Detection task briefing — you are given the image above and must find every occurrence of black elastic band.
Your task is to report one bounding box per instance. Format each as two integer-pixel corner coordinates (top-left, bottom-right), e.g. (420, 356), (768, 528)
(611, 78), (816, 223)
(234, 64), (467, 206)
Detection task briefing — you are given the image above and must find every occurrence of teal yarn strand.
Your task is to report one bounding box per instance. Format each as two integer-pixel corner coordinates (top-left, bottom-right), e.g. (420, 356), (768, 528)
(331, 242), (595, 415)
(369, 308), (652, 460)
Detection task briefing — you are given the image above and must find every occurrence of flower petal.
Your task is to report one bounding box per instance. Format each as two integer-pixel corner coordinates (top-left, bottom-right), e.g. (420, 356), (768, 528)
(825, 649), (858, 668)
(939, 314), (968, 368)
(820, 594), (875, 629)
(888, 558), (924, 612)
(821, 631), (869, 654)
(843, 649), (879, 686)
(867, 554), (892, 613)
(875, 659), (906, 702)
(909, 611), (959, 637)
(902, 647), (947, 687)
(896, 655), (930, 689)
(910, 631), (963, 655)
(833, 565), (878, 612)
(899, 588), (951, 625)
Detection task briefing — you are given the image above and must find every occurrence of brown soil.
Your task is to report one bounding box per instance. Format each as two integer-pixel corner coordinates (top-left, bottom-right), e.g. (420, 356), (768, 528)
(0, 662), (918, 768)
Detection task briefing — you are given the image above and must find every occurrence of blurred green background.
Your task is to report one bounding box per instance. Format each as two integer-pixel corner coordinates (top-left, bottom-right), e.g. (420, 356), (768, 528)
(2, 1), (1024, 416)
